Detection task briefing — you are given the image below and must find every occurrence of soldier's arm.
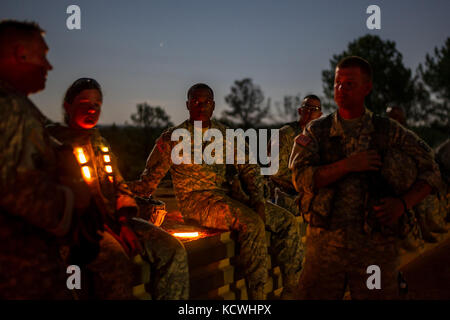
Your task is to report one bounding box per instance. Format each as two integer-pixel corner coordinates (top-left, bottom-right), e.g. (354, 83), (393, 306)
(290, 124), (383, 191)
(269, 127), (295, 191)
(388, 121), (441, 208)
(127, 132), (173, 197)
(0, 97), (73, 236)
(237, 162), (266, 206)
(289, 123), (325, 193)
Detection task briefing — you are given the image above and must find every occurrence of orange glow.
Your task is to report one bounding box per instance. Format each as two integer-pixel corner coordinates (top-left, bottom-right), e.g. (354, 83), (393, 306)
(108, 176), (114, 183)
(75, 148), (87, 164)
(103, 155), (111, 163)
(172, 232), (199, 238)
(81, 166), (91, 180)
(101, 147), (109, 152)
(105, 165), (113, 173)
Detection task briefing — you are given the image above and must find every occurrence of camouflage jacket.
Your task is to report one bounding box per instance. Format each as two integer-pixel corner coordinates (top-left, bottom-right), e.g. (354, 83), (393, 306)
(269, 121), (303, 194)
(0, 81), (74, 298)
(129, 119), (266, 209)
(289, 108), (441, 247)
(0, 81), (73, 238)
(47, 125), (137, 221)
(435, 139), (450, 186)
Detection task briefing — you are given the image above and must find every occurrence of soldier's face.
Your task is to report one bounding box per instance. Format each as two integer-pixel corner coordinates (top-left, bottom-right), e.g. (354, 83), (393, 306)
(298, 97), (322, 125)
(186, 88), (215, 123)
(334, 67), (372, 111)
(16, 33), (53, 95)
(65, 89), (102, 129)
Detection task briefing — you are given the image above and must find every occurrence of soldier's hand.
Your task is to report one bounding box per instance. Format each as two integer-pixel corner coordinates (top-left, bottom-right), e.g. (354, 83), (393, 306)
(254, 201), (266, 224)
(345, 150), (382, 172)
(373, 197), (405, 226)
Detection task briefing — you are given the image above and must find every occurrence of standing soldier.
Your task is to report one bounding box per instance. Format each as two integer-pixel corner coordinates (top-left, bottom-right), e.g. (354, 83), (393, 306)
(269, 95), (322, 215)
(435, 139), (450, 223)
(386, 105), (447, 243)
(289, 56), (442, 299)
(129, 83), (303, 299)
(48, 78), (189, 300)
(0, 20), (88, 299)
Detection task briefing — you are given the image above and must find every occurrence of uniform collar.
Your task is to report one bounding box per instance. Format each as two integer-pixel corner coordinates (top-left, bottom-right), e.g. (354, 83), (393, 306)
(330, 107), (374, 137)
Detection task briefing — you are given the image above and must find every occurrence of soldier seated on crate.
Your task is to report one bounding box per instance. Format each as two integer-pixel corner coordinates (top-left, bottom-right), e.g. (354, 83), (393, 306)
(267, 94), (322, 216)
(47, 78), (189, 300)
(128, 83), (304, 300)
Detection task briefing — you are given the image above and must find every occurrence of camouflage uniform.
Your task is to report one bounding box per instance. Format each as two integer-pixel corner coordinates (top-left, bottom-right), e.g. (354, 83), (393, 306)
(436, 139), (450, 222)
(289, 108), (441, 299)
(130, 119), (304, 298)
(269, 121), (303, 216)
(48, 125), (189, 300)
(413, 139), (449, 242)
(0, 81), (73, 299)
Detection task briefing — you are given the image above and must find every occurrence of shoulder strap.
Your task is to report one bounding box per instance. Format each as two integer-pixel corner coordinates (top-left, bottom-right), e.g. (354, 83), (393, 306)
(317, 113), (334, 144)
(371, 114), (391, 154)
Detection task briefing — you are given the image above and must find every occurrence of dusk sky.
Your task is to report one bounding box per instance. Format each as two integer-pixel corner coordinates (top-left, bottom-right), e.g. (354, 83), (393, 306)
(1, 0), (449, 125)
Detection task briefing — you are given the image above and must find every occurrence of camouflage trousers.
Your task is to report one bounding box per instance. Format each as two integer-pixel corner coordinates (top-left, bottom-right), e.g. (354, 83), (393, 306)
(180, 190), (304, 296)
(86, 220), (189, 300)
(0, 220), (72, 299)
(297, 227), (400, 300)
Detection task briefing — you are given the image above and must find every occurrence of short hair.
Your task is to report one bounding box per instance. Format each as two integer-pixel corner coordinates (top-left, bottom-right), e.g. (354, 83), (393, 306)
(187, 83), (214, 99)
(0, 20), (44, 57)
(336, 56), (373, 82)
(303, 94), (321, 104)
(63, 78), (103, 124)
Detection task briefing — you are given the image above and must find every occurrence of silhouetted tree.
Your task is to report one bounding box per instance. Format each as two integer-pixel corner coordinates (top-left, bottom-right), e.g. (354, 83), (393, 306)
(418, 37), (450, 130)
(222, 78), (270, 129)
(275, 94), (302, 123)
(130, 103), (173, 129)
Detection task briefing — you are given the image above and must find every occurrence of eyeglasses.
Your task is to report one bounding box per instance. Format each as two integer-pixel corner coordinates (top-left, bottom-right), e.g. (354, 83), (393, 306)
(301, 104), (321, 112)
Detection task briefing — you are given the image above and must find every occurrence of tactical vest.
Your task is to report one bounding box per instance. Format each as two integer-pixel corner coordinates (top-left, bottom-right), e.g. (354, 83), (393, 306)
(303, 113), (413, 238)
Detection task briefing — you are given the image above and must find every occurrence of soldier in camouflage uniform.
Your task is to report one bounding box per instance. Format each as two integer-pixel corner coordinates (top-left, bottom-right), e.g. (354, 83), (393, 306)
(269, 95), (322, 216)
(289, 56), (442, 299)
(0, 20), (82, 299)
(435, 139), (450, 223)
(385, 105), (426, 250)
(129, 83), (303, 300)
(47, 78), (189, 299)
(385, 106), (447, 243)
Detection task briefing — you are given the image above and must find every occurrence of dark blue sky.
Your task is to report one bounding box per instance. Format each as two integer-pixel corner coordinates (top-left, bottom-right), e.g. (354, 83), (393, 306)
(1, 0), (449, 125)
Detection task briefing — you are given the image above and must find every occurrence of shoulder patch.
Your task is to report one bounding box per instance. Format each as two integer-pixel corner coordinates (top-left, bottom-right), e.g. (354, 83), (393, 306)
(295, 134), (311, 147)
